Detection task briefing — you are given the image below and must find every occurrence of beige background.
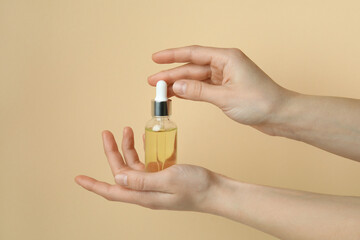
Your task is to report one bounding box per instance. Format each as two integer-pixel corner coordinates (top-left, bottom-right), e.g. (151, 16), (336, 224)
(1, 0), (360, 239)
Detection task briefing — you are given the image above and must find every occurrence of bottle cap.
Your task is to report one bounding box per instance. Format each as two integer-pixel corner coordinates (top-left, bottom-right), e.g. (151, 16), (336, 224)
(155, 80), (167, 102)
(152, 80), (171, 116)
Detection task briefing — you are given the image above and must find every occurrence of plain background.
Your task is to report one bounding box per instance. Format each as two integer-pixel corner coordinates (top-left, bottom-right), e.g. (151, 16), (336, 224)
(1, 0), (360, 239)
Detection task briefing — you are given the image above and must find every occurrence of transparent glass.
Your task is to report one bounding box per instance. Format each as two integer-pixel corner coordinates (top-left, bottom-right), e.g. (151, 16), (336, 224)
(145, 116), (177, 172)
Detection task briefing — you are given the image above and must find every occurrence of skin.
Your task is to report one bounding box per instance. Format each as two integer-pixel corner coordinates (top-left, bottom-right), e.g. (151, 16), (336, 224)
(75, 46), (360, 240)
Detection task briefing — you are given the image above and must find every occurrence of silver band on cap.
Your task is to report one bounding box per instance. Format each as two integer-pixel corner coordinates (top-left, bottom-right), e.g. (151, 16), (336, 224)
(152, 99), (172, 116)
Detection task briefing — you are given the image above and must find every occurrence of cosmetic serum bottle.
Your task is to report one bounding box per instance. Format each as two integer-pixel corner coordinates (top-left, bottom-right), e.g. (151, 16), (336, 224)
(145, 80), (177, 172)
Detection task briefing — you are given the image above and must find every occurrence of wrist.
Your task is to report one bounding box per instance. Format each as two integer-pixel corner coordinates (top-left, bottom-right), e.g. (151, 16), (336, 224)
(199, 172), (248, 220)
(253, 89), (305, 139)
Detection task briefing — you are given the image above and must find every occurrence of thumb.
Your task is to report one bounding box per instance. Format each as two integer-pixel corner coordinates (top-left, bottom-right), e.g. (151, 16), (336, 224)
(115, 170), (170, 192)
(172, 80), (226, 106)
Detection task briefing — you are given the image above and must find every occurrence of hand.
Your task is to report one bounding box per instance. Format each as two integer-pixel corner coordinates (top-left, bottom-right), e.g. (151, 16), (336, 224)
(148, 45), (293, 130)
(75, 127), (218, 211)
(74, 129), (360, 240)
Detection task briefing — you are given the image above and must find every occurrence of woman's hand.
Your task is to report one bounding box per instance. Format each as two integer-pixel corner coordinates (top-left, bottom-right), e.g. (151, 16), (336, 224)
(148, 45), (292, 128)
(148, 45), (360, 160)
(75, 127), (218, 211)
(75, 127), (360, 240)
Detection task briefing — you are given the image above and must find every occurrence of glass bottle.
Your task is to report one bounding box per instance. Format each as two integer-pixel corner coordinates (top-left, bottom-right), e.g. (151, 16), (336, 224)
(145, 81), (177, 172)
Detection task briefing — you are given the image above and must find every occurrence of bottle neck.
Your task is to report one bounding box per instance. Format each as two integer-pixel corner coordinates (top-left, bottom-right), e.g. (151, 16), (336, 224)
(153, 116), (170, 121)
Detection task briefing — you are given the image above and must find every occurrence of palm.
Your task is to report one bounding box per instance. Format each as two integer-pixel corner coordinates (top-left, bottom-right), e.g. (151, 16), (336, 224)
(75, 127), (214, 211)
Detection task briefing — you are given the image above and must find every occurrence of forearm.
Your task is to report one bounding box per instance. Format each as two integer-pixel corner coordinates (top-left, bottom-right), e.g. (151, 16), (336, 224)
(204, 175), (360, 240)
(261, 92), (360, 161)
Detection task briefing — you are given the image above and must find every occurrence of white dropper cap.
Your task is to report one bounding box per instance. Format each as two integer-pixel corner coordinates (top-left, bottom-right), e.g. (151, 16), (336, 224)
(151, 80), (171, 116)
(154, 80), (167, 102)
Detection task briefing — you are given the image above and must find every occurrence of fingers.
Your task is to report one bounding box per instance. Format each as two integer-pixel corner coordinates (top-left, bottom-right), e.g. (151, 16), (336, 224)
(75, 175), (171, 208)
(142, 133), (145, 150)
(152, 45), (225, 65)
(102, 130), (126, 176)
(172, 80), (227, 107)
(121, 127), (144, 170)
(75, 175), (116, 200)
(148, 63), (211, 86)
(114, 170), (172, 193)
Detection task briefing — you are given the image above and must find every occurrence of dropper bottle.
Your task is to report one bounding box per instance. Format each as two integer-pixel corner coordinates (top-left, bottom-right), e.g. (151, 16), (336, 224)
(145, 80), (177, 172)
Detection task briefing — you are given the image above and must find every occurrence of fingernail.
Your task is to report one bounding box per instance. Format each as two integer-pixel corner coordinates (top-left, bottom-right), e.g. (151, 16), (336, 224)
(115, 174), (128, 186)
(173, 81), (186, 95)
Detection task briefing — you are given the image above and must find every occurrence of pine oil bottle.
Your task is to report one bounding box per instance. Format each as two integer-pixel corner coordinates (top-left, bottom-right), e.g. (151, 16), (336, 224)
(145, 81), (177, 172)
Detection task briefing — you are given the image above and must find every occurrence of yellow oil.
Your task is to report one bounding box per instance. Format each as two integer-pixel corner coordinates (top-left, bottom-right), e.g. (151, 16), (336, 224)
(145, 128), (177, 172)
